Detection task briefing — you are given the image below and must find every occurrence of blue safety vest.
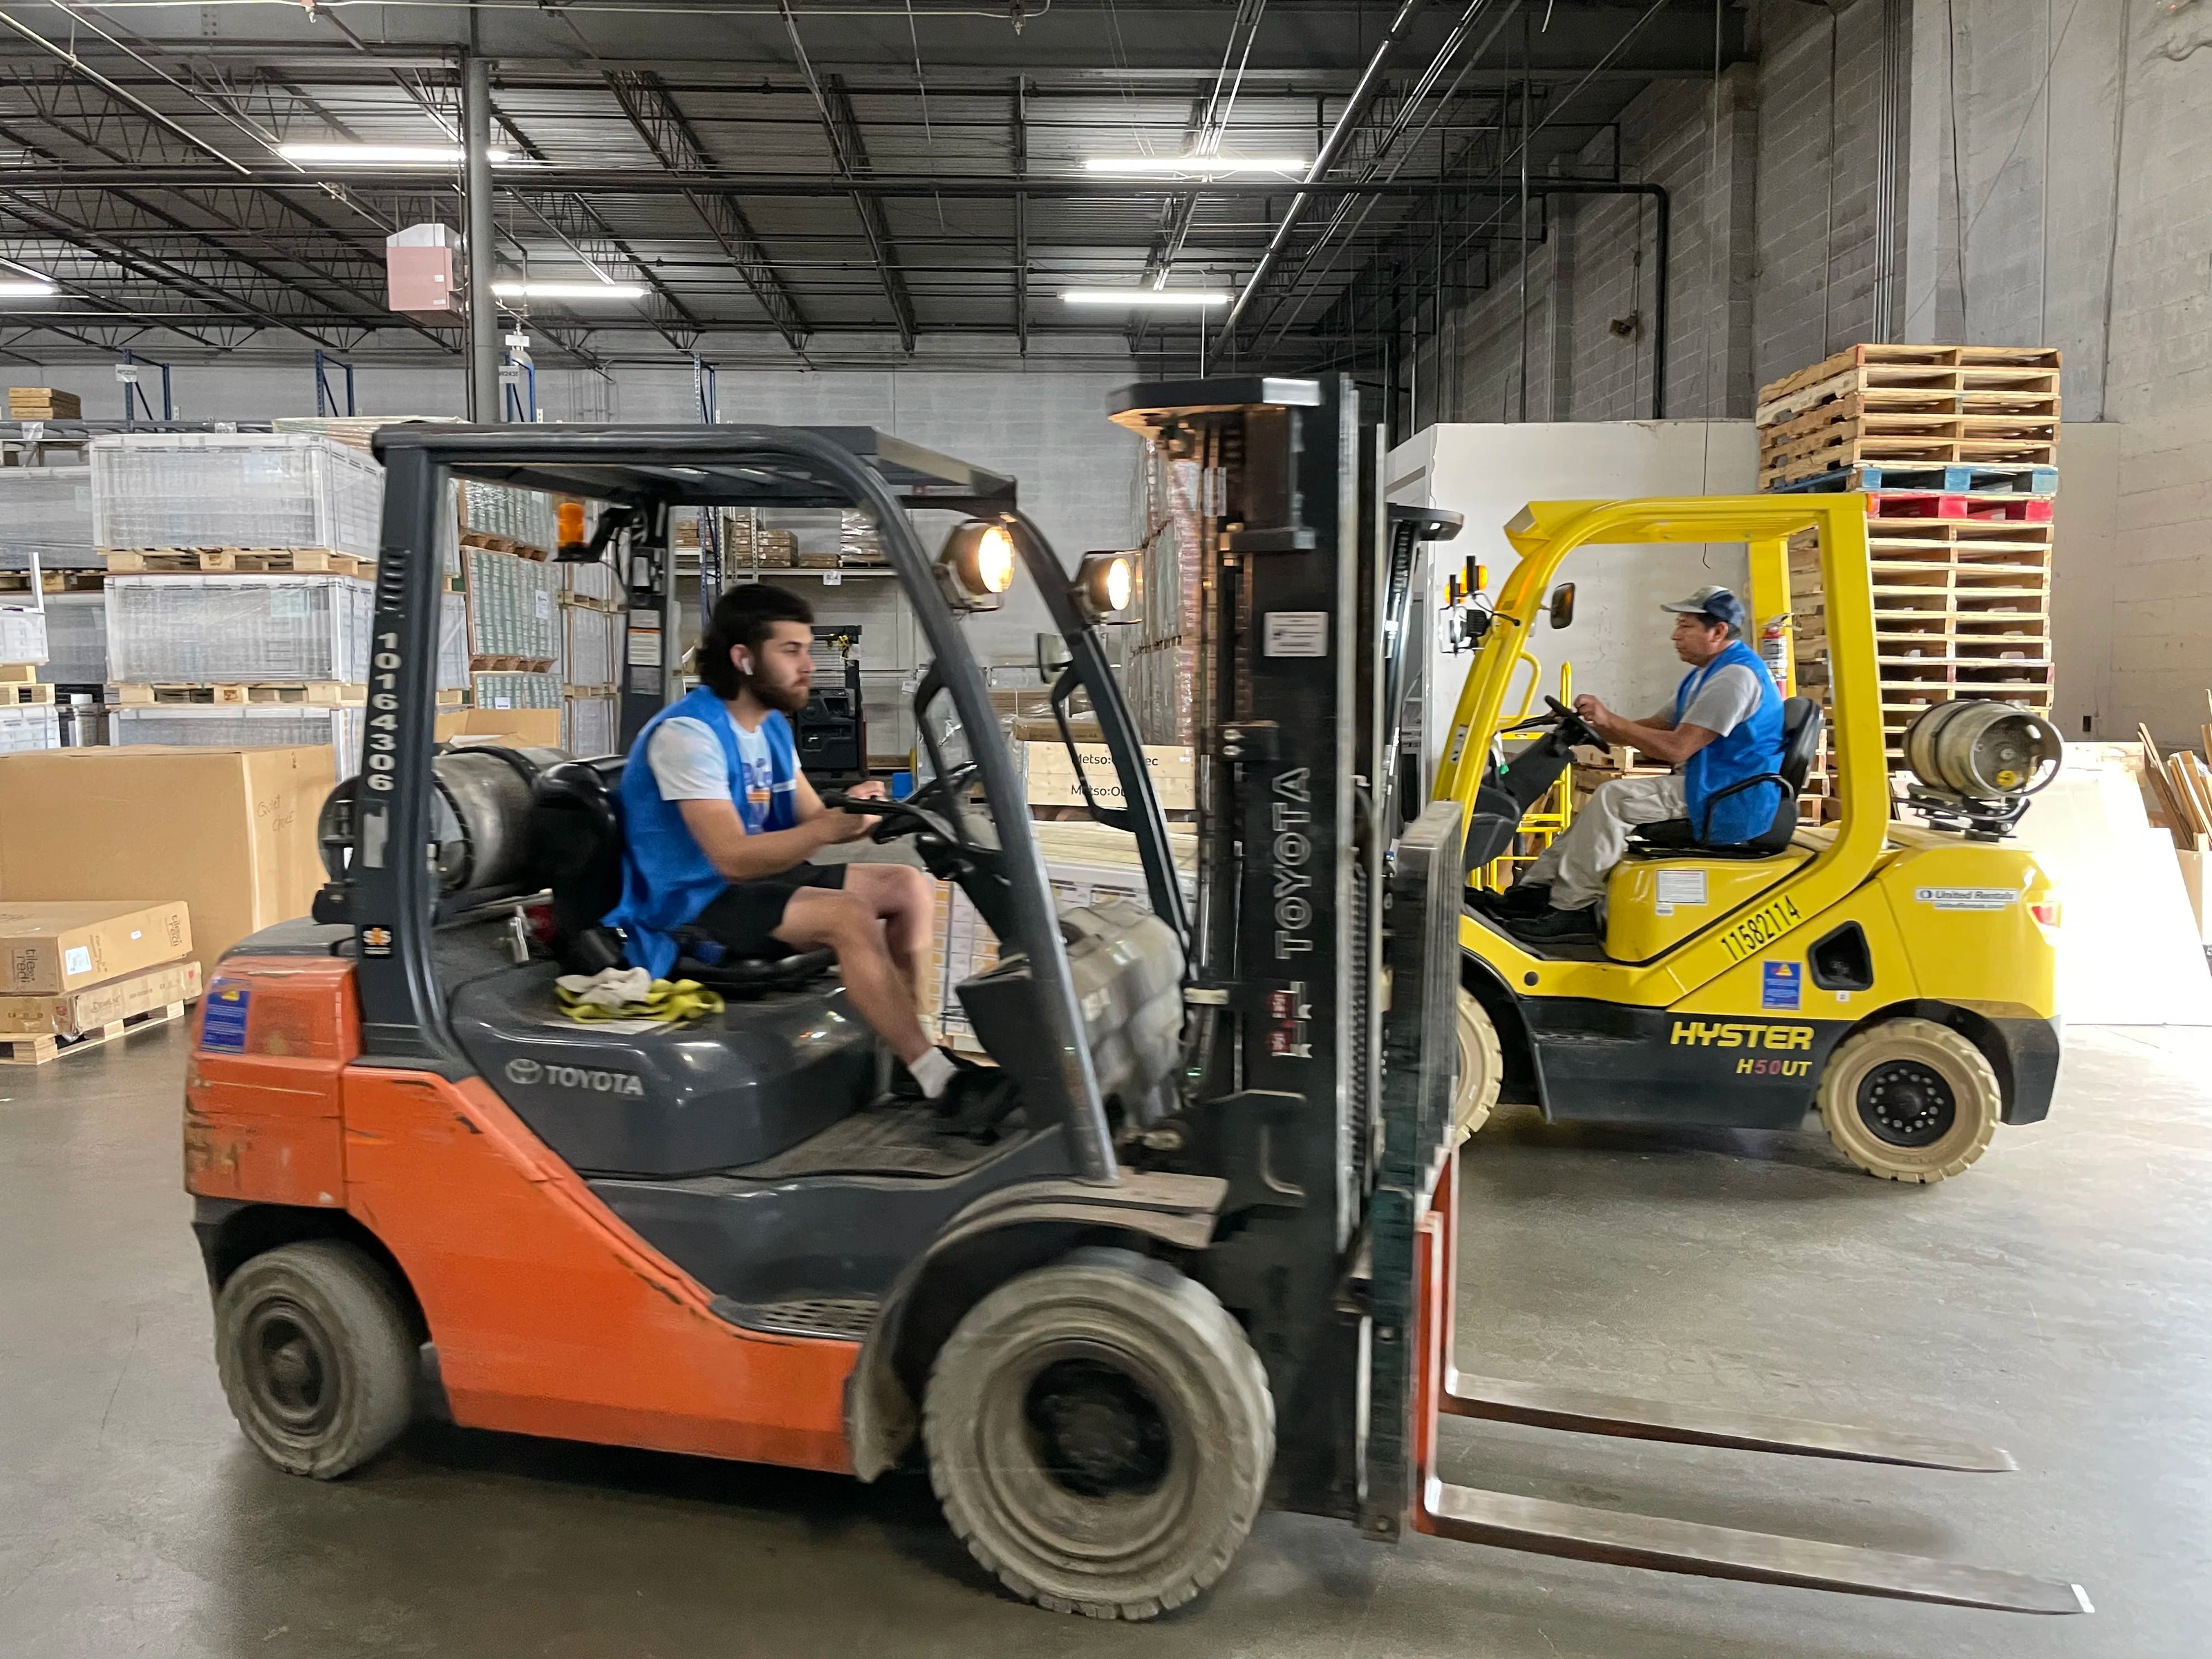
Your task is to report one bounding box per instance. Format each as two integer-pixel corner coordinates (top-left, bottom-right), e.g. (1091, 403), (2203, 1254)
(1675, 639), (1784, 845)
(604, 685), (800, 977)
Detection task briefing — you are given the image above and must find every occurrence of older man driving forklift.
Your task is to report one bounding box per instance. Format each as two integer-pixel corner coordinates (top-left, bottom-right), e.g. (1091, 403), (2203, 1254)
(1497, 585), (1785, 941)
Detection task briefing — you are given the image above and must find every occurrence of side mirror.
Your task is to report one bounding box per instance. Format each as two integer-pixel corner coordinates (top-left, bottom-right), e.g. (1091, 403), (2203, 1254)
(1548, 582), (1577, 630)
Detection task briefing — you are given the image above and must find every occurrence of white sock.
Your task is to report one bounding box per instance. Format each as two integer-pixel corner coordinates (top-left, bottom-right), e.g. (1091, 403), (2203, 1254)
(910, 1047), (956, 1100)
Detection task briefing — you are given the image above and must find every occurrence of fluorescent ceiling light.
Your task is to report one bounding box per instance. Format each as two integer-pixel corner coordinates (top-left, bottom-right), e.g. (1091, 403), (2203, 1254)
(493, 281), (648, 301)
(1062, 288), (1230, 308)
(279, 142), (515, 166)
(1084, 154), (1306, 177)
(0, 280), (57, 299)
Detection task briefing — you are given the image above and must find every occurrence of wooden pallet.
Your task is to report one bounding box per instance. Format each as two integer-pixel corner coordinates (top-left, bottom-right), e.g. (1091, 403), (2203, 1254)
(1763, 406), (2062, 454)
(1763, 438), (2061, 488)
(109, 681), (366, 706)
(1758, 344), (2063, 408)
(469, 655), (556, 673)
(1756, 369), (2061, 427)
(0, 662), (34, 683)
(102, 547), (375, 576)
(1, 1000), (186, 1066)
(556, 592), (624, 615)
(1770, 461), (2059, 495)
(459, 532), (550, 562)
(1861, 491), (2054, 522)
(1759, 386), (2061, 432)
(0, 568), (104, 594)
(0, 679), (55, 705)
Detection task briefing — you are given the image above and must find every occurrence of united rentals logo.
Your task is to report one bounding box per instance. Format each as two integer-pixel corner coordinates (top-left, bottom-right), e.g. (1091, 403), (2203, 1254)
(504, 1056), (644, 1096)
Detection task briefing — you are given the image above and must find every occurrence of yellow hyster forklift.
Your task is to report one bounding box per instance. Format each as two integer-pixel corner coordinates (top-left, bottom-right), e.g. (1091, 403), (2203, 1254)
(183, 397), (2083, 1622)
(1429, 496), (2065, 1181)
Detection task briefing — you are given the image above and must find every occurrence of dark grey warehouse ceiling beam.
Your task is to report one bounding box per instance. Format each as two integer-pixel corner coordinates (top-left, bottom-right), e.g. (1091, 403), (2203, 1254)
(604, 68), (812, 358)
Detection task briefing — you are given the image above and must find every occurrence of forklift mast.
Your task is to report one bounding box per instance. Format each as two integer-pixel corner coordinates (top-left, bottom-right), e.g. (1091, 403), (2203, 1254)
(1111, 377), (1463, 1523)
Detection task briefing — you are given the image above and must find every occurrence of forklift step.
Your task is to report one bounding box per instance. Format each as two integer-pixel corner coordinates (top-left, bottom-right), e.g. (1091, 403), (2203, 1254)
(1418, 1479), (2090, 1614)
(1442, 1370), (2016, 1470)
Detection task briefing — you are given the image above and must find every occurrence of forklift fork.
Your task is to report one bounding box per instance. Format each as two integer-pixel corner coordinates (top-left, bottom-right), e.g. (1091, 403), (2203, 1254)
(1408, 1159), (2091, 1615)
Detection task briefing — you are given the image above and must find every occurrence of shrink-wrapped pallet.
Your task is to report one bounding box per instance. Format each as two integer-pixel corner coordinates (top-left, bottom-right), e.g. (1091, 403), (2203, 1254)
(91, 433), (382, 556)
(105, 574), (371, 684)
(111, 704), (364, 779)
(0, 468), (98, 569)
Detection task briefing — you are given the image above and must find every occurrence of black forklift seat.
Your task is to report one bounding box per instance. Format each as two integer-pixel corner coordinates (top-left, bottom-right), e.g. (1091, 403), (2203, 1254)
(529, 759), (836, 993)
(1630, 697), (1823, 860)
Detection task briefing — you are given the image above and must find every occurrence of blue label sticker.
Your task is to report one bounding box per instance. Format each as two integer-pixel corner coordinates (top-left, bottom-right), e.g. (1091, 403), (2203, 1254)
(200, 981), (250, 1053)
(1761, 960), (1803, 1011)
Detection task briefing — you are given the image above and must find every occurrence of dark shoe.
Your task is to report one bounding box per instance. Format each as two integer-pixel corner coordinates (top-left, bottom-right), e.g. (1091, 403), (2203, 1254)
(933, 1065), (1023, 1142)
(890, 1044), (977, 1099)
(1492, 881), (1555, 918)
(1508, 905), (1600, 942)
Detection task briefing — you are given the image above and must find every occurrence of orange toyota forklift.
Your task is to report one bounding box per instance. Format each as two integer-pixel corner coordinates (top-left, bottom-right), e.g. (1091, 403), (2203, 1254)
(182, 402), (2086, 1620)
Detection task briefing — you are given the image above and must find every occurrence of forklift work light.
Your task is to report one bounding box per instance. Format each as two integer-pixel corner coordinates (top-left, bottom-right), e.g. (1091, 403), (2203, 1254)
(1074, 550), (1134, 619)
(940, 520), (1017, 599)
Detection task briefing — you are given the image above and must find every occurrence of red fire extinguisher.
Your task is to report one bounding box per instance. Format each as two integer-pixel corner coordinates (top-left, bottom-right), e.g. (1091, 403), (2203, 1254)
(1759, 612), (1792, 691)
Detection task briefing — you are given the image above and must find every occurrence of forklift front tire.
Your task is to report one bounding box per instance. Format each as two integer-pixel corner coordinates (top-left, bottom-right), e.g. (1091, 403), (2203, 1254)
(923, 1246), (1274, 1620)
(1454, 988), (1503, 1139)
(1817, 1018), (2003, 1183)
(214, 1240), (418, 1479)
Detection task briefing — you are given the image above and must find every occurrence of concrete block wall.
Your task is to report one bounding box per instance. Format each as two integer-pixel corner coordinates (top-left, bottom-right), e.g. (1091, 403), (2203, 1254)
(1750, 0), (1888, 392)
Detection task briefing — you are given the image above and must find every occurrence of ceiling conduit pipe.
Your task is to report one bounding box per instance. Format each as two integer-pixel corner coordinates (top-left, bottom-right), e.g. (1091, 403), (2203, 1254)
(1208, 0), (1434, 358)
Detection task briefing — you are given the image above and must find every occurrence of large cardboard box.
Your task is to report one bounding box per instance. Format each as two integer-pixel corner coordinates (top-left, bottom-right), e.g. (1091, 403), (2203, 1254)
(0, 746), (332, 979)
(0, 899), (191, 994)
(0, 958), (202, 1036)
(1023, 741), (1194, 812)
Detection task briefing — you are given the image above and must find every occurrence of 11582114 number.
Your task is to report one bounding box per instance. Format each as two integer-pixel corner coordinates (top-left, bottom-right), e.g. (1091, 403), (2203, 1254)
(1721, 893), (1803, 962)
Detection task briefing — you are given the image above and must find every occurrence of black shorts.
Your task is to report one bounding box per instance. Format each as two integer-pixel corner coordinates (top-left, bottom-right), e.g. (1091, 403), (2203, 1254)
(682, 862), (847, 959)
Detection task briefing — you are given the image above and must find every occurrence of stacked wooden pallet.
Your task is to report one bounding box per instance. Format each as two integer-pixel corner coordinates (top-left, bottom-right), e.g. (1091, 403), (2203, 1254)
(1762, 344), (2061, 789)
(1756, 345), (2061, 489)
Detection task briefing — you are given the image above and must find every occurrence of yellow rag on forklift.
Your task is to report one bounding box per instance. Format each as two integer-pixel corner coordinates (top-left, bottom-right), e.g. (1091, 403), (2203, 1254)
(554, 976), (726, 1025)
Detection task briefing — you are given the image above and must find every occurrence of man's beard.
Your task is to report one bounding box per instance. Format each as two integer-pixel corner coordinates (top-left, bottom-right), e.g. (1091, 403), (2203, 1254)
(747, 669), (810, 715)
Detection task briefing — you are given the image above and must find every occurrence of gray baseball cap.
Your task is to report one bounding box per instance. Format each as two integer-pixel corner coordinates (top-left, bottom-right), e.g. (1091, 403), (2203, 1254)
(1661, 585), (1748, 633)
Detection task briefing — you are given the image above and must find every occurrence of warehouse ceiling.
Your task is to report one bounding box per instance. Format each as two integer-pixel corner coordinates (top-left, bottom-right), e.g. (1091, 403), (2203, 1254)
(0, 0), (1744, 375)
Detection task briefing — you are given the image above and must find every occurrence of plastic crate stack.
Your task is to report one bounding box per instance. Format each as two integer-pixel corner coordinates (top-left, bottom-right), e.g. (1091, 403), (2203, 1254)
(1758, 344), (2061, 805)
(91, 432), (465, 778)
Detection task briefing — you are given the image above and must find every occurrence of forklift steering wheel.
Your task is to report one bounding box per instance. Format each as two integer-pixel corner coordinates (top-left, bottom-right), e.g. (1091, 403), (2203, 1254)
(1539, 695), (1605, 750)
(817, 789), (944, 845)
(1503, 697), (1603, 751)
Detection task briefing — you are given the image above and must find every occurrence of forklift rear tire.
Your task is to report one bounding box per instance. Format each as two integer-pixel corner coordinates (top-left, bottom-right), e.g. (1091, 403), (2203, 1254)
(214, 1240), (418, 1479)
(1817, 1018), (2002, 1183)
(1454, 988), (1503, 1139)
(923, 1246), (1273, 1620)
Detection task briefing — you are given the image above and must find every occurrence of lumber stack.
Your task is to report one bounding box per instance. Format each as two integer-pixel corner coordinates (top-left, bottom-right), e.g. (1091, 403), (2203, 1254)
(2139, 717), (2212, 853)
(1762, 344), (2061, 791)
(8, 386), (80, 420)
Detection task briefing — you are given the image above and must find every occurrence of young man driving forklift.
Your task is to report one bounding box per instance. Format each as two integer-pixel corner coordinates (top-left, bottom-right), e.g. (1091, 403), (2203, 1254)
(606, 582), (1007, 1122)
(1499, 585), (1785, 941)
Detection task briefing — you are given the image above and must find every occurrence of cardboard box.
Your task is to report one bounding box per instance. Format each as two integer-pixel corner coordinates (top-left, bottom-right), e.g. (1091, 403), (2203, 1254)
(0, 745), (332, 979)
(0, 899), (191, 995)
(435, 707), (563, 748)
(1024, 741), (1194, 812)
(0, 957), (201, 1037)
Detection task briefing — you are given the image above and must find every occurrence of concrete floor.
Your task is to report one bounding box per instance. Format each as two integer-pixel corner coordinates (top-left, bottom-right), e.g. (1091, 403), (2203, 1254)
(3, 1022), (2208, 1658)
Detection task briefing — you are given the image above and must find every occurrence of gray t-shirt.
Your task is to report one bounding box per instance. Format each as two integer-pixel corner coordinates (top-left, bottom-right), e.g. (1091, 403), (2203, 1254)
(1674, 662), (1767, 738)
(646, 713), (774, 818)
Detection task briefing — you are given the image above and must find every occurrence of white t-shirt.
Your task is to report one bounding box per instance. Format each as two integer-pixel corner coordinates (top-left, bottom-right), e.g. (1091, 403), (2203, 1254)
(647, 713), (778, 832)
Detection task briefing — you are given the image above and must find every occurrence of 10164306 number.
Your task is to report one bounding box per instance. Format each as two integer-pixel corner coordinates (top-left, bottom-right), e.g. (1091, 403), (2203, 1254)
(1720, 892), (1803, 962)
